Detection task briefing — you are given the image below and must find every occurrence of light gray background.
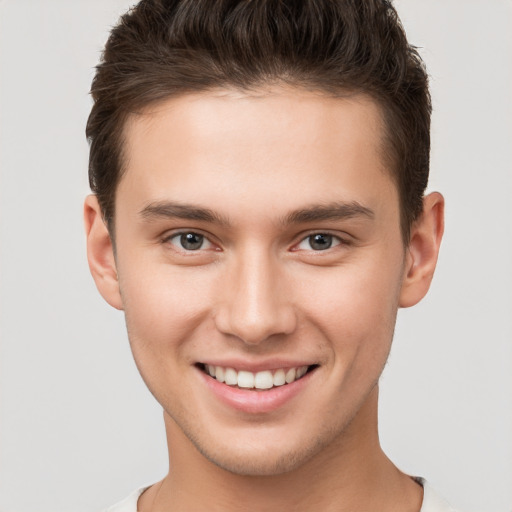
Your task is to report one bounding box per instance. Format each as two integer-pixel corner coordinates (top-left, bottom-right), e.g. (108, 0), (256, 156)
(0, 1), (511, 511)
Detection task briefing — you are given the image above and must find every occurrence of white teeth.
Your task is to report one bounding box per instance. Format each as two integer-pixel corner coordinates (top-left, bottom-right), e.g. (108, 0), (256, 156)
(254, 371), (273, 389)
(215, 366), (225, 383)
(204, 364), (312, 389)
(296, 365), (308, 379)
(273, 369), (286, 386)
(224, 367), (238, 385)
(285, 367), (296, 383)
(237, 370), (255, 388)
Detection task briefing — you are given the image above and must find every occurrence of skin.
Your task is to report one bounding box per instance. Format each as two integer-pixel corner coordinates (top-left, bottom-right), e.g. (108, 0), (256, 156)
(85, 87), (444, 511)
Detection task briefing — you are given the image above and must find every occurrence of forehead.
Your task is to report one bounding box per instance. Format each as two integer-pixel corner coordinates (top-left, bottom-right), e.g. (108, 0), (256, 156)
(117, 87), (398, 226)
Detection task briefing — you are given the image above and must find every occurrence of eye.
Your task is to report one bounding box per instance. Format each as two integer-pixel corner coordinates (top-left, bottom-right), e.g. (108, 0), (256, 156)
(167, 232), (214, 251)
(296, 233), (342, 251)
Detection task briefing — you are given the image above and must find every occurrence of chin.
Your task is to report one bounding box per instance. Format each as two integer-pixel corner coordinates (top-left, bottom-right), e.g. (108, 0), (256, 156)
(201, 447), (312, 476)
(188, 427), (337, 477)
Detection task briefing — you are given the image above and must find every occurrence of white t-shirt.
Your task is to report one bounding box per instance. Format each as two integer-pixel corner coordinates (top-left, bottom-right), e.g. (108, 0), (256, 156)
(103, 478), (459, 512)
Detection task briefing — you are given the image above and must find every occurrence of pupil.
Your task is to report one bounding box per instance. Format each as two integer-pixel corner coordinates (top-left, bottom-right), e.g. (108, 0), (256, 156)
(310, 234), (332, 250)
(181, 233), (203, 250)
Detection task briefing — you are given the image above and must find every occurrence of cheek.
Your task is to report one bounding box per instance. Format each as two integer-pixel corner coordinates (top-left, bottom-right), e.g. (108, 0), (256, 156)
(118, 266), (217, 407)
(118, 261), (215, 357)
(294, 253), (403, 362)
(301, 260), (401, 318)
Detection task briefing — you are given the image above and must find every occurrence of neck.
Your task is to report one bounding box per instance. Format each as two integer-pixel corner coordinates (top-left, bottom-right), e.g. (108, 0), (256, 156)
(139, 387), (422, 512)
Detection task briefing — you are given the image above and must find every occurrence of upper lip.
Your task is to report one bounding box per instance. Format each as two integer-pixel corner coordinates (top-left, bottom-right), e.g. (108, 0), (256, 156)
(198, 359), (317, 373)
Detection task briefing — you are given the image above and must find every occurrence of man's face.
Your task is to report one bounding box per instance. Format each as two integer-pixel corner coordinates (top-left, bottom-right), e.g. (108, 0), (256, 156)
(112, 88), (406, 475)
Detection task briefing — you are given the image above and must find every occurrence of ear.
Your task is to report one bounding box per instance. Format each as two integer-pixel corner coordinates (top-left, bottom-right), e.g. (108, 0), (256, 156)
(399, 192), (445, 308)
(84, 195), (123, 310)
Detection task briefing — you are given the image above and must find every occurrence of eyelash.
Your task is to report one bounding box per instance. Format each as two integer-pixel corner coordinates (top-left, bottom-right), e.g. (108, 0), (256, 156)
(164, 231), (216, 252)
(162, 231), (348, 253)
(293, 233), (345, 252)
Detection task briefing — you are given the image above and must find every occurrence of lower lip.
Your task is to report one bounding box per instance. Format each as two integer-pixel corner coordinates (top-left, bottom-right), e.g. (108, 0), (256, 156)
(197, 367), (315, 414)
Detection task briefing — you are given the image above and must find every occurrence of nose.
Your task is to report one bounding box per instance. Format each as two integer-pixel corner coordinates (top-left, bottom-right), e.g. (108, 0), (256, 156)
(214, 249), (297, 345)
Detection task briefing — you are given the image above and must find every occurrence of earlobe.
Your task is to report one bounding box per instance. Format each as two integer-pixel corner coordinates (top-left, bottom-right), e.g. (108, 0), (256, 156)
(399, 192), (445, 308)
(84, 195), (123, 310)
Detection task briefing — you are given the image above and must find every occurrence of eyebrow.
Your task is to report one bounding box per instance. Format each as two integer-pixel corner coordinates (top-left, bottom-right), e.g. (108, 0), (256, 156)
(139, 201), (230, 226)
(283, 201), (374, 224)
(138, 200), (374, 226)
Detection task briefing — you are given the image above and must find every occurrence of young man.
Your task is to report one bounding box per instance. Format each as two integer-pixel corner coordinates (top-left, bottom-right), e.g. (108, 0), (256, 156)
(85, 1), (453, 510)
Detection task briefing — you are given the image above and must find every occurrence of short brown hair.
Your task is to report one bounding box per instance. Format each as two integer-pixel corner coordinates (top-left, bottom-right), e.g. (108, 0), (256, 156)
(87, 0), (431, 241)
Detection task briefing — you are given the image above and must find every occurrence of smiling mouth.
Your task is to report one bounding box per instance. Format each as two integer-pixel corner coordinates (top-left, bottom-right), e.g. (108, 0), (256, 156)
(198, 363), (318, 390)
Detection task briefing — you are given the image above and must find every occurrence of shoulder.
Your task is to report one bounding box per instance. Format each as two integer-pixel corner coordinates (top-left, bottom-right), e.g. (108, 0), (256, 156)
(418, 478), (460, 512)
(102, 486), (149, 512)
